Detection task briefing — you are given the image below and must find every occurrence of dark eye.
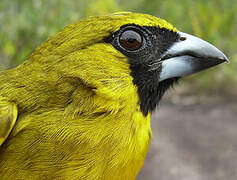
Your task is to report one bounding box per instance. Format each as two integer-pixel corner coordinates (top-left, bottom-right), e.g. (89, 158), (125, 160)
(119, 30), (143, 51)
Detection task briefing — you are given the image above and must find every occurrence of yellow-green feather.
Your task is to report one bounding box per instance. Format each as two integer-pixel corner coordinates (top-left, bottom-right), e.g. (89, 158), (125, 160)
(0, 97), (17, 146)
(0, 12), (176, 179)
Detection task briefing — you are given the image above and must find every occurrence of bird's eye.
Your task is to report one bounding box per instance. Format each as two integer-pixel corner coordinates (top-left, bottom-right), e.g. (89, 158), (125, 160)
(119, 30), (142, 51)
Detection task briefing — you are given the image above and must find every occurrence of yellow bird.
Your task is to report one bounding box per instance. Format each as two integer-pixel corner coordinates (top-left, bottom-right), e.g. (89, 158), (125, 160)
(0, 12), (228, 179)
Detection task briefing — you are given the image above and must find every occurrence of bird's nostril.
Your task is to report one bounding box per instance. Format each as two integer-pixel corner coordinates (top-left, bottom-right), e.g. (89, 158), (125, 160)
(180, 37), (186, 41)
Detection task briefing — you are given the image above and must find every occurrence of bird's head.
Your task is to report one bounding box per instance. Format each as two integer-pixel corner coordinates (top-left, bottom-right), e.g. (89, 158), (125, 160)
(18, 12), (228, 116)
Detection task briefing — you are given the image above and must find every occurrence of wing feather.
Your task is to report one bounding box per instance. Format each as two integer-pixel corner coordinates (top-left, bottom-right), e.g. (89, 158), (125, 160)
(0, 98), (18, 146)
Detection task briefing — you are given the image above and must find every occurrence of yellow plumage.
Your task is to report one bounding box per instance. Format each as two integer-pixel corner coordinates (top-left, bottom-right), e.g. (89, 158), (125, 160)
(0, 12), (227, 179)
(0, 13), (160, 179)
(0, 97), (17, 146)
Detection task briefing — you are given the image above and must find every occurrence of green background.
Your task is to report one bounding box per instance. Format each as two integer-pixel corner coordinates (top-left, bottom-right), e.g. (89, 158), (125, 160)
(0, 0), (236, 95)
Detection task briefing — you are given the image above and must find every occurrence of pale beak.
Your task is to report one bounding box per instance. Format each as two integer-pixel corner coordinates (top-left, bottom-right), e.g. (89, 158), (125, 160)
(159, 32), (229, 82)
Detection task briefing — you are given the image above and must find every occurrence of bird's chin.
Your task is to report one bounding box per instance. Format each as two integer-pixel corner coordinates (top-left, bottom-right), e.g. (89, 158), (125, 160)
(158, 77), (179, 89)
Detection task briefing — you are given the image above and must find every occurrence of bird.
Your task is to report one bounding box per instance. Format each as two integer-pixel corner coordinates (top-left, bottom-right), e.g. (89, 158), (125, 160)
(0, 12), (229, 179)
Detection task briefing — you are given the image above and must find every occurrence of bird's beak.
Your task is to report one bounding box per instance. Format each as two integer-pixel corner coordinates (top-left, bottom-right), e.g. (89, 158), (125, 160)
(159, 32), (229, 82)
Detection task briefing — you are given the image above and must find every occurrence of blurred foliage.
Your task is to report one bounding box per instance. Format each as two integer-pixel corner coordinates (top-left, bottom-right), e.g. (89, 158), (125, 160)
(0, 0), (236, 95)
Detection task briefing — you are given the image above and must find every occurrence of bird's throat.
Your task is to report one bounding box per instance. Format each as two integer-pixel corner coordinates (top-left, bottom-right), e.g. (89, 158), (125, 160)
(130, 64), (178, 116)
